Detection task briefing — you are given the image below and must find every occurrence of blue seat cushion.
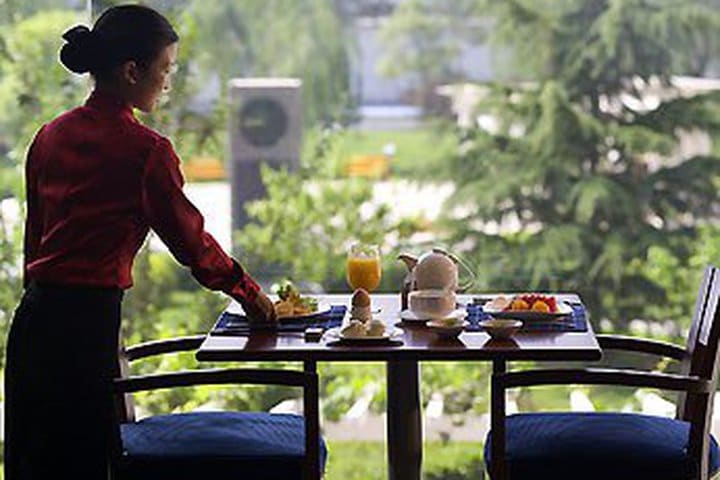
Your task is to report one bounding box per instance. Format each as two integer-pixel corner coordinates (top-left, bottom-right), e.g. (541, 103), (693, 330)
(118, 411), (327, 480)
(484, 412), (719, 480)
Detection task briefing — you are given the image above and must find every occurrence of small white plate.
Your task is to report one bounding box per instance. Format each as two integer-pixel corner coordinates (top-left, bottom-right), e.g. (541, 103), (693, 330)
(339, 331), (392, 341)
(399, 308), (468, 323)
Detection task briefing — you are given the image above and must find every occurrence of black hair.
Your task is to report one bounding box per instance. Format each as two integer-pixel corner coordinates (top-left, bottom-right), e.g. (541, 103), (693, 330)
(60, 4), (178, 80)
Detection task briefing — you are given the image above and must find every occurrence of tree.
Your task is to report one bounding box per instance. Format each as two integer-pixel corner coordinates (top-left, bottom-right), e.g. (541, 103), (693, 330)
(376, 0), (488, 109)
(185, 0), (353, 127)
(435, 0), (720, 330)
(0, 0), (73, 25)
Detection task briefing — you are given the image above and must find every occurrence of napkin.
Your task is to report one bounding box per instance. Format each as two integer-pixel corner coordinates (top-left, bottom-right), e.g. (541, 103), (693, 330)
(210, 305), (347, 336)
(465, 302), (588, 332)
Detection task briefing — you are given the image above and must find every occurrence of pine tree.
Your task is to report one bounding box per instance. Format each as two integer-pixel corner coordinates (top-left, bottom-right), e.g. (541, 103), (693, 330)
(441, 0), (720, 328)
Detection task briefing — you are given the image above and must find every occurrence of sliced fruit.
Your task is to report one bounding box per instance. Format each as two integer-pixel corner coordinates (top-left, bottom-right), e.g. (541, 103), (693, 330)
(509, 298), (530, 311)
(531, 300), (550, 312)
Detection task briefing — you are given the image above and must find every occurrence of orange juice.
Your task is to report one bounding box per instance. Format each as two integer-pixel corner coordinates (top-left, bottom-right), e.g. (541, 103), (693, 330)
(346, 256), (381, 291)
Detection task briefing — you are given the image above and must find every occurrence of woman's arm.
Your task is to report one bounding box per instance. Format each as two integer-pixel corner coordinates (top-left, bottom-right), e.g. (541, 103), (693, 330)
(140, 136), (275, 323)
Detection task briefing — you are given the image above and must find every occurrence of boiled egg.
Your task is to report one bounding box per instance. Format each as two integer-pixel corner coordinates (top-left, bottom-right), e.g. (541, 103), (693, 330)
(351, 288), (371, 307)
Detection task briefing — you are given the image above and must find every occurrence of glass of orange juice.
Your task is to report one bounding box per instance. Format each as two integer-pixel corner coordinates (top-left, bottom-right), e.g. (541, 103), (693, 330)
(346, 243), (382, 292)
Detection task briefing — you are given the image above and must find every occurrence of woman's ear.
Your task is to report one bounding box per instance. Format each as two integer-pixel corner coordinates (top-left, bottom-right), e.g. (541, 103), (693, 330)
(120, 60), (141, 85)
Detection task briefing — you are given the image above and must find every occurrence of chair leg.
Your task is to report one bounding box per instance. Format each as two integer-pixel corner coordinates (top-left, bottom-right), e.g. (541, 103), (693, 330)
(490, 359), (507, 480)
(304, 360), (321, 480)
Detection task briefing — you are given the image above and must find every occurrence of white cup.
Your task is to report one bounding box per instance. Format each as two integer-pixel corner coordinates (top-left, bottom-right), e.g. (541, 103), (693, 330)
(409, 289), (456, 319)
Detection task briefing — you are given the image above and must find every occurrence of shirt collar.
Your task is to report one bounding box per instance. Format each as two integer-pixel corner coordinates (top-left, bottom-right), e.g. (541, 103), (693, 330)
(85, 89), (136, 122)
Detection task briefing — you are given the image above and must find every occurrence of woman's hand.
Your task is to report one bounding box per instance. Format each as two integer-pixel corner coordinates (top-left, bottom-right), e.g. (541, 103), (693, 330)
(242, 290), (278, 327)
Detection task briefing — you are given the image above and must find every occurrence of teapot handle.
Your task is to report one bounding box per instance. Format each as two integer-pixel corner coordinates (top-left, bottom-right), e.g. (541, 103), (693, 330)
(437, 248), (476, 293)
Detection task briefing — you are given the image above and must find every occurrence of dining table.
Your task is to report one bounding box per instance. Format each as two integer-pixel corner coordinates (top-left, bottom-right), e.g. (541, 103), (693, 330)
(195, 293), (602, 480)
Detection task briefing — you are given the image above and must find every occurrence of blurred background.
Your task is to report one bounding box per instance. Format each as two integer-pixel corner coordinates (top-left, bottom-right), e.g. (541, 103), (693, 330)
(2, 1), (720, 478)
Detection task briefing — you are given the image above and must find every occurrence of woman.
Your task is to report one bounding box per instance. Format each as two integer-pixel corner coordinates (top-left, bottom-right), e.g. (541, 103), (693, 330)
(4, 5), (277, 479)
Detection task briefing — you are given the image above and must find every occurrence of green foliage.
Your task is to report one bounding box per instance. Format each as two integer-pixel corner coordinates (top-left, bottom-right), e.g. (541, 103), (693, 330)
(323, 441), (385, 480)
(235, 128), (417, 292)
(320, 362), (385, 421)
(422, 442), (484, 480)
(638, 223), (720, 337)
(0, 10), (86, 174)
(422, 362), (491, 415)
(436, 0), (720, 329)
(0, 0), (70, 26)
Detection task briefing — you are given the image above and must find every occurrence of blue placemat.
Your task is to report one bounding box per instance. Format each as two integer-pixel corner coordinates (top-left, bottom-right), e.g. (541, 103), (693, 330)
(465, 302), (588, 332)
(210, 305), (347, 336)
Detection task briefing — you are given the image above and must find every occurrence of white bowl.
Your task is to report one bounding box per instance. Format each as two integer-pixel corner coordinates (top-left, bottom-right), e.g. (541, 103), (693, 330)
(426, 319), (468, 339)
(480, 319), (523, 340)
(409, 289), (456, 319)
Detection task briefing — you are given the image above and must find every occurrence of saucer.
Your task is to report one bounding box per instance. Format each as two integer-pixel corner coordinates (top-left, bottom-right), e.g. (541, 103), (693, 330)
(325, 327), (403, 345)
(399, 308), (467, 323)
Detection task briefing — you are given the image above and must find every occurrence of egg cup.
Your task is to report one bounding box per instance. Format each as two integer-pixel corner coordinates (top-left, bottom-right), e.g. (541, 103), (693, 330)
(350, 304), (373, 322)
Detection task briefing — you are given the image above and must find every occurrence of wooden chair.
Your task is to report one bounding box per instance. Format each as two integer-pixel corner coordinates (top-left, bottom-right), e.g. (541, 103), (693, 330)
(110, 335), (325, 480)
(485, 265), (720, 480)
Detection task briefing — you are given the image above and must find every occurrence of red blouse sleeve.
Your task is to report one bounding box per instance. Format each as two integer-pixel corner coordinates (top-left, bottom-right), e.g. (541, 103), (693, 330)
(141, 137), (259, 302)
(23, 127), (45, 288)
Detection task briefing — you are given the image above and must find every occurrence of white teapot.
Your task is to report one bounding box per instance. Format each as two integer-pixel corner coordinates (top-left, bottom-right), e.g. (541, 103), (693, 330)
(398, 247), (475, 309)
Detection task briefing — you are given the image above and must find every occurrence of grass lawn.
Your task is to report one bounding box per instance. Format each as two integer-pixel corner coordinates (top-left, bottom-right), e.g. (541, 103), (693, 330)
(325, 440), (484, 480)
(336, 125), (457, 179)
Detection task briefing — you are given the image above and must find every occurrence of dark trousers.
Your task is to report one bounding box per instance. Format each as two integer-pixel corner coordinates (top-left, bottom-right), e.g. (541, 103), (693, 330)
(4, 282), (123, 480)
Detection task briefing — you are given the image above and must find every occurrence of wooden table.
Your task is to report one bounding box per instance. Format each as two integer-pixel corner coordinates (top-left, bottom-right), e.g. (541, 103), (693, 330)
(196, 293), (602, 480)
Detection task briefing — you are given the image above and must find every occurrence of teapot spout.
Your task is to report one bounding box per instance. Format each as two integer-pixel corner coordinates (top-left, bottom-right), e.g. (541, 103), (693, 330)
(398, 253), (417, 310)
(398, 253), (418, 271)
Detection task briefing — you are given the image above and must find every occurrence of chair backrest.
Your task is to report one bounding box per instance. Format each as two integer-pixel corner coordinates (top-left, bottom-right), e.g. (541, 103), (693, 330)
(678, 265), (720, 421)
(673, 265), (720, 478)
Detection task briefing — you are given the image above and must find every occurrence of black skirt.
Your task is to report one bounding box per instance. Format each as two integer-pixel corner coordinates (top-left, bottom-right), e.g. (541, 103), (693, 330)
(4, 281), (123, 480)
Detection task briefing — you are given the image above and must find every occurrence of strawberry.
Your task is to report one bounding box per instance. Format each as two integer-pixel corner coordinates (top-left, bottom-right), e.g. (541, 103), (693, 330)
(546, 296), (557, 312)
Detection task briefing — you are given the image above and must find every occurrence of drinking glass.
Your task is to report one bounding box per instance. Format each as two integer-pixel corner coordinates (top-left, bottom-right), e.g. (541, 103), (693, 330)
(346, 243), (382, 292)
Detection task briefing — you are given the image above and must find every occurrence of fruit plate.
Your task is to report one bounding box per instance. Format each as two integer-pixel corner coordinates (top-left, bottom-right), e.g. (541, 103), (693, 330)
(483, 300), (573, 321)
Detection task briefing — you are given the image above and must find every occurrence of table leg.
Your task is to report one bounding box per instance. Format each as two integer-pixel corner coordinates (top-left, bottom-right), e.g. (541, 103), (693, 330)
(386, 359), (422, 480)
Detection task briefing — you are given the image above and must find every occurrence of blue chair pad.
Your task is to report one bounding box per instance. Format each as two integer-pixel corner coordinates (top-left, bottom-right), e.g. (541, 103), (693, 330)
(119, 411), (327, 480)
(484, 412), (719, 480)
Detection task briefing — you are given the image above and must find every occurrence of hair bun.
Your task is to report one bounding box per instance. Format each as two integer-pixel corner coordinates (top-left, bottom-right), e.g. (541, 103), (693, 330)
(59, 25), (97, 74)
(62, 25), (92, 43)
